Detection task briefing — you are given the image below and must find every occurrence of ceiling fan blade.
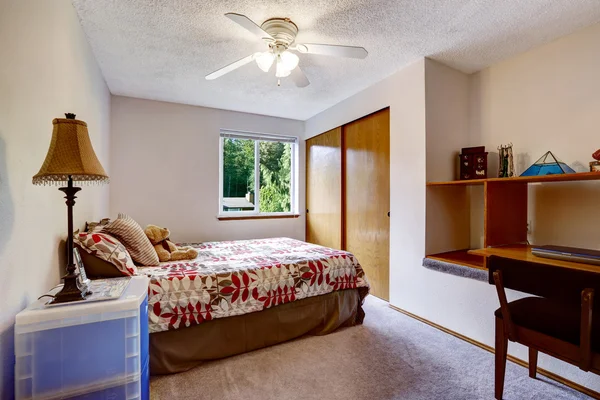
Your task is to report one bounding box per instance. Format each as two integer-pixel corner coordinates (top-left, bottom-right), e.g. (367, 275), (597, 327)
(295, 43), (368, 59)
(225, 13), (273, 41)
(290, 66), (310, 88)
(205, 53), (256, 80)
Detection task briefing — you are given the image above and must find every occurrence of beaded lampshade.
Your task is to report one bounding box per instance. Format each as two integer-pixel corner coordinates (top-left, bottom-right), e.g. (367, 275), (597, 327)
(32, 113), (109, 185)
(33, 113), (108, 303)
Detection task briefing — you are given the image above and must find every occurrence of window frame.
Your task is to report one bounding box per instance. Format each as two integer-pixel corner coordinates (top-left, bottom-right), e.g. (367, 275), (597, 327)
(218, 130), (298, 219)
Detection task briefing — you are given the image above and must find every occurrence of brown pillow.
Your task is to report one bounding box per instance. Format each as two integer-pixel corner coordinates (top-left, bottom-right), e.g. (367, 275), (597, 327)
(100, 213), (159, 266)
(75, 243), (124, 278)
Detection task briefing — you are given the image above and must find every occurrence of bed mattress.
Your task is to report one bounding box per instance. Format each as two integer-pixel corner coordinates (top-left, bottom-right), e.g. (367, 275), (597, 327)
(138, 237), (369, 333)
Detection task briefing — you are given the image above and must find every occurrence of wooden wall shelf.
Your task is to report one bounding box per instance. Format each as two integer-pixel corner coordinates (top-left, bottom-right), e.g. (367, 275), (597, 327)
(426, 178), (487, 186)
(426, 172), (600, 187)
(426, 172), (600, 273)
(426, 250), (486, 271)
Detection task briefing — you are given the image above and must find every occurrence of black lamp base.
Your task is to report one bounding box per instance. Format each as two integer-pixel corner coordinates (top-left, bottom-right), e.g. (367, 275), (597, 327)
(51, 273), (87, 304)
(51, 176), (88, 304)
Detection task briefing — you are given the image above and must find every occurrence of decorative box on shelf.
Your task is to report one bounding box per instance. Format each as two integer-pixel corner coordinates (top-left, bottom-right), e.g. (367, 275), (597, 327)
(14, 276), (150, 400)
(459, 146), (488, 180)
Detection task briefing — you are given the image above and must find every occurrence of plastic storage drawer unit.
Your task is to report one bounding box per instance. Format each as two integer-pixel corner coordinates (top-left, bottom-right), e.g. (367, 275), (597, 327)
(15, 276), (150, 400)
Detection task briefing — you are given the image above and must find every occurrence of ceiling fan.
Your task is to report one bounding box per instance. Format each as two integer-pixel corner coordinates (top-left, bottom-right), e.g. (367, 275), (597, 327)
(205, 13), (368, 88)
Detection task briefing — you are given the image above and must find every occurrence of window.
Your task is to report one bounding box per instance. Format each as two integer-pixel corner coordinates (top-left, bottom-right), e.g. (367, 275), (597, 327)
(219, 130), (298, 217)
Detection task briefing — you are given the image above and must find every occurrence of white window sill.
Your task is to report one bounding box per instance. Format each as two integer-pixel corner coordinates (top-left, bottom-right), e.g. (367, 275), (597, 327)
(217, 214), (300, 221)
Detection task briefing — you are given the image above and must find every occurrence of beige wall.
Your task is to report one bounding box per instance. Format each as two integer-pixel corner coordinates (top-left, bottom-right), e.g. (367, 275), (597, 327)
(110, 96), (305, 243)
(470, 22), (600, 251)
(0, 1), (111, 397)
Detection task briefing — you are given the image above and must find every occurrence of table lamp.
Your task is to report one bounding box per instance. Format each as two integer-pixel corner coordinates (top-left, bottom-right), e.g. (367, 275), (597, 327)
(33, 113), (109, 303)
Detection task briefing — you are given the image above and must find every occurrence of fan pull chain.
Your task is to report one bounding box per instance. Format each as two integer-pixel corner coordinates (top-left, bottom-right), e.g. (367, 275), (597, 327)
(277, 79), (281, 86)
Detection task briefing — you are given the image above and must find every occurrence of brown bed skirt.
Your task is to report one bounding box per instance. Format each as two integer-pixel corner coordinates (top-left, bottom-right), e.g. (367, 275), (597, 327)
(150, 288), (368, 375)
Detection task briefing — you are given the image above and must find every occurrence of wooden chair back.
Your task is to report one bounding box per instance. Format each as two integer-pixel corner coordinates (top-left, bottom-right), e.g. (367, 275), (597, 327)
(488, 255), (599, 372)
(487, 256), (600, 308)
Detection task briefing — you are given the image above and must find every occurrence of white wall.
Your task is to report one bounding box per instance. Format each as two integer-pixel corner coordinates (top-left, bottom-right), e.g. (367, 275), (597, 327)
(424, 60), (473, 255)
(305, 61), (479, 358)
(0, 1), (111, 397)
(305, 58), (427, 329)
(394, 58), (515, 387)
(425, 60), (472, 183)
(110, 96), (305, 242)
(306, 33), (600, 391)
(1, 1), (595, 394)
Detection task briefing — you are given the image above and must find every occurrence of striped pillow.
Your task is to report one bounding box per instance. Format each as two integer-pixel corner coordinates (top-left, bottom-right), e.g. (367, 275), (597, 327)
(100, 213), (159, 266)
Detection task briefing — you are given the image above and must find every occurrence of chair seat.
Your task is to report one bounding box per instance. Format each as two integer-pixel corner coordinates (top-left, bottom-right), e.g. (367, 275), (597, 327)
(495, 296), (599, 352)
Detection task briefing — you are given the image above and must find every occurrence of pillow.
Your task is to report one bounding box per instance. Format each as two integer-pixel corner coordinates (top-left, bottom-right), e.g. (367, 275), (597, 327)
(75, 243), (127, 278)
(86, 218), (111, 233)
(74, 232), (137, 276)
(100, 213), (159, 266)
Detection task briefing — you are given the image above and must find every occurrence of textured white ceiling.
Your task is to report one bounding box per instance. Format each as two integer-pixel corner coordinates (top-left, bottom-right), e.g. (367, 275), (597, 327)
(72, 0), (600, 120)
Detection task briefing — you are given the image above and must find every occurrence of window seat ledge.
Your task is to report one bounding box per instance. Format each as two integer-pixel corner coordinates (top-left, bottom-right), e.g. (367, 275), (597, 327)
(422, 257), (488, 282)
(218, 214), (300, 221)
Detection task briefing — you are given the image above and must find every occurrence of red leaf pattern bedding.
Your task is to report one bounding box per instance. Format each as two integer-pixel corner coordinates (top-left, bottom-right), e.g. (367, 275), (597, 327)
(139, 237), (369, 333)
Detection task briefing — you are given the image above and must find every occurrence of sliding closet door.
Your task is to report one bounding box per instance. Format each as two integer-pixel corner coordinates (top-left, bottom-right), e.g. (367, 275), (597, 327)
(306, 128), (342, 249)
(344, 108), (390, 301)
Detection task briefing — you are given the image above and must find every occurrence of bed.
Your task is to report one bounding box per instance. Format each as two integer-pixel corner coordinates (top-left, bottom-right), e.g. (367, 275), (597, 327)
(135, 237), (370, 374)
(78, 235), (369, 374)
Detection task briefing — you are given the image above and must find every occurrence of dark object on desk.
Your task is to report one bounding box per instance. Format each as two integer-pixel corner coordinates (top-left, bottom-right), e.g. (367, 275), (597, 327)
(488, 256), (599, 400)
(459, 146), (487, 180)
(532, 245), (600, 266)
(32, 113), (109, 303)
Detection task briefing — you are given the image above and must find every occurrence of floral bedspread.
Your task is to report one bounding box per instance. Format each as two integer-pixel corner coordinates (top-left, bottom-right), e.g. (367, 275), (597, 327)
(139, 237), (369, 333)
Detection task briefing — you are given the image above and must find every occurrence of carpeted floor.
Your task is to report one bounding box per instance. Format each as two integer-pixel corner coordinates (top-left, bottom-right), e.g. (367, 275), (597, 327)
(150, 296), (591, 400)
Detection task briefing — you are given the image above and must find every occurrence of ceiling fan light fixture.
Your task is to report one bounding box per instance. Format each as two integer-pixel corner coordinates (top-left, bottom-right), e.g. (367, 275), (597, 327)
(275, 60), (292, 78)
(255, 51), (275, 72)
(280, 51), (299, 71)
(206, 13), (368, 88)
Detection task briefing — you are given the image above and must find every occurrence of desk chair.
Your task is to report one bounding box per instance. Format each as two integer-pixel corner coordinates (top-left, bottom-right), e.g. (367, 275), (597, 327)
(488, 255), (600, 399)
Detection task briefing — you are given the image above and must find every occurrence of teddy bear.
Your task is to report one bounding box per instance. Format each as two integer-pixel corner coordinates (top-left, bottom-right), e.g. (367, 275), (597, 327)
(144, 224), (198, 262)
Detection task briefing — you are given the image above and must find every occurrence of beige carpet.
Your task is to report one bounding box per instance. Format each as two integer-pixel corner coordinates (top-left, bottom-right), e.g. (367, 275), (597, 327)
(150, 296), (591, 400)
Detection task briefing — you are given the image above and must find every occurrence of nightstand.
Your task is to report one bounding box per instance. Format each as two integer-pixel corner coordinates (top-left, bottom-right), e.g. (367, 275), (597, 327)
(14, 276), (150, 400)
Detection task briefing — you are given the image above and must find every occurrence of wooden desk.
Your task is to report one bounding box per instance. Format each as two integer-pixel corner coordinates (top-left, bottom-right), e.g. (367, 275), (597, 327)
(469, 245), (600, 274)
(487, 255), (600, 400)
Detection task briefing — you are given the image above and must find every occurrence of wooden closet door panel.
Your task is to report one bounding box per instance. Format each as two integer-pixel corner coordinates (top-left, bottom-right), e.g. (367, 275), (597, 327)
(344, 108), (390, 301)
(306, 128), (342, 249)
